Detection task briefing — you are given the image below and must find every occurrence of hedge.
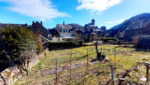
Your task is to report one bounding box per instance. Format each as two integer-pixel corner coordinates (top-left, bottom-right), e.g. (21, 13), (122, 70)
(48, 41), (83, 50)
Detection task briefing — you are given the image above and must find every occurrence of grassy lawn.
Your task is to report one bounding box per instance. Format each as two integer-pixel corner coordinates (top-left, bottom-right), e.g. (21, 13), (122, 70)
(14, 44), (150, 85)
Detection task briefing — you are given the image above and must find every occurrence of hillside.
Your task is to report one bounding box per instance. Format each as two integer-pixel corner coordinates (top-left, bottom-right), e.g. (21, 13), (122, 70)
(106, 13), (150, 41)
(69, 24), (84, 30)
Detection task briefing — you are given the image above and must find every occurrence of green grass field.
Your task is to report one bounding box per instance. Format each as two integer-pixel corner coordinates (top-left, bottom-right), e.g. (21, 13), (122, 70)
(14, 44), (150, 85)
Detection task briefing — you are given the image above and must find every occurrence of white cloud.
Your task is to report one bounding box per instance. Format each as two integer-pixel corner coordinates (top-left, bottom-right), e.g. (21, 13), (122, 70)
(77, 0), (122, 13)
(1, 0), (70, 21)
(105, 19), (125, 24)
(105, 21), (114, 24)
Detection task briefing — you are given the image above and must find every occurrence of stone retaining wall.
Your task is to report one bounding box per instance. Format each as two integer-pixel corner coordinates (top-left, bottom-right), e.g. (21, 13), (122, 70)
(0, 49), (49, 85)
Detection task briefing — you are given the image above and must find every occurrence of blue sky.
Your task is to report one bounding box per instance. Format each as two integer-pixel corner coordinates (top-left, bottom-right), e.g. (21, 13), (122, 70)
(0, 0), (150, 29)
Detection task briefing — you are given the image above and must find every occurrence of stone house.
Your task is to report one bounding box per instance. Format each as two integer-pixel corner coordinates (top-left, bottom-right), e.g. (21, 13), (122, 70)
(136, 35), (150, 48)
(118, 23), (150, 42)
(28, 21), (49, 38)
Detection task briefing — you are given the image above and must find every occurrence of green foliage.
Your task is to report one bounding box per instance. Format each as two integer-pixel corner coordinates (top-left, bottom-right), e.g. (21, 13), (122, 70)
(14, 45), (150, 85)
(34, 34), (44, 54)
(0, 25), (37, 68)
(48, 41), (83, 50)
(98, 37), (119, 44)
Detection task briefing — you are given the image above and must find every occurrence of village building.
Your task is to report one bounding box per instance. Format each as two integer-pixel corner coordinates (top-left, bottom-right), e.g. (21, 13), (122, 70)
(134, 35), (150, 49)
(51, 22), (74, 42)
(24, 21), (51, 45)
(118, 23), (150, 42)
(0, 21), (50, 45)
(84, 19), (97, 29)
(83, 19), (104, 41)
(0, 21), (49, 39)
(28, 21), (49, 38)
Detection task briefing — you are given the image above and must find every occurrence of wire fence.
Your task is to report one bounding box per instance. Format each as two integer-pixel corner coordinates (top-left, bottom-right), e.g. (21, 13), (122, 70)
(0, 44), (146, 85)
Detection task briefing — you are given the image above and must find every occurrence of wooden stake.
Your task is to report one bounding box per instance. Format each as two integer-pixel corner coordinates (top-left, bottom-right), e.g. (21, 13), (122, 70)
(146, 64), (149, 85)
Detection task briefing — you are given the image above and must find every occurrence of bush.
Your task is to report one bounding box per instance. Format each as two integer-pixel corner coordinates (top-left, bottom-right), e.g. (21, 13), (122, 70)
(0, 25), (37, 73)
(98, 37), (118, 44)
(34, 34), (44, 54)
(48, 41), (83, 50)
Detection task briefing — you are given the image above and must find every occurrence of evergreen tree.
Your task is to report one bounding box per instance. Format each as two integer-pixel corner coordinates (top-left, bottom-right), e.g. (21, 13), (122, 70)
(0, 25), (37, 74)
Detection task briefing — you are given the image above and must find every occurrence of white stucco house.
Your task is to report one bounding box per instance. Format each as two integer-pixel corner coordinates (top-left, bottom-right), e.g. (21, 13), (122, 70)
(51, 22), (74, 42)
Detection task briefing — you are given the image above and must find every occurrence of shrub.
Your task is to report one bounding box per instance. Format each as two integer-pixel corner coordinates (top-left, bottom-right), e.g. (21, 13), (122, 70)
(0, 25), (37, 73)
(48, 41), (83, 50)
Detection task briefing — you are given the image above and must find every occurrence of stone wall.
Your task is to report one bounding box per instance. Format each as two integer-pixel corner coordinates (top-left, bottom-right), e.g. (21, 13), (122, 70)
(0, 49), (49, 85)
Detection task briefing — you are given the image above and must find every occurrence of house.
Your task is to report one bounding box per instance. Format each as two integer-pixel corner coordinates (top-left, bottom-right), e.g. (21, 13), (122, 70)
(28, 21), (49, 38)
(0, 21), (49, 39)
(51, 22), (74, 42)
(83, 19), (105, 41)
(135, 35), (150, 48)
(34, 33), (50, 49)
(39, 34), (50, 44)
(117, 23), (150, 42)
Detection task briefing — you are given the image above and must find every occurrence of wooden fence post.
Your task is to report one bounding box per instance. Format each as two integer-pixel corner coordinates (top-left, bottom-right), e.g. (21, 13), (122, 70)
(146, 64), (150, 85)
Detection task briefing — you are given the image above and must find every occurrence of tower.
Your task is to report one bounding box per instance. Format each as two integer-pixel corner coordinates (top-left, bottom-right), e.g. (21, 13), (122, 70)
(63, 21), (65, 25)
(40, 21), (43, 26)
(92, 19), (95, 25)
(32, 21), (35, 26)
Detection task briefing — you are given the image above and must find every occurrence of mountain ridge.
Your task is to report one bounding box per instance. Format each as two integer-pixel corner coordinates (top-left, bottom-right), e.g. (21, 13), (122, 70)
(106, 13), (150, 40)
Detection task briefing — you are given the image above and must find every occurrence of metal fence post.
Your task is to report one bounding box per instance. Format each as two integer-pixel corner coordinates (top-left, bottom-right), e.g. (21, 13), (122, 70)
(110, 65), (114, 85)
(114, 48), (116, 66)
(55, 56), (58, 84)
(70, 50), (72, 80)
(87, 48), (89, 73)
